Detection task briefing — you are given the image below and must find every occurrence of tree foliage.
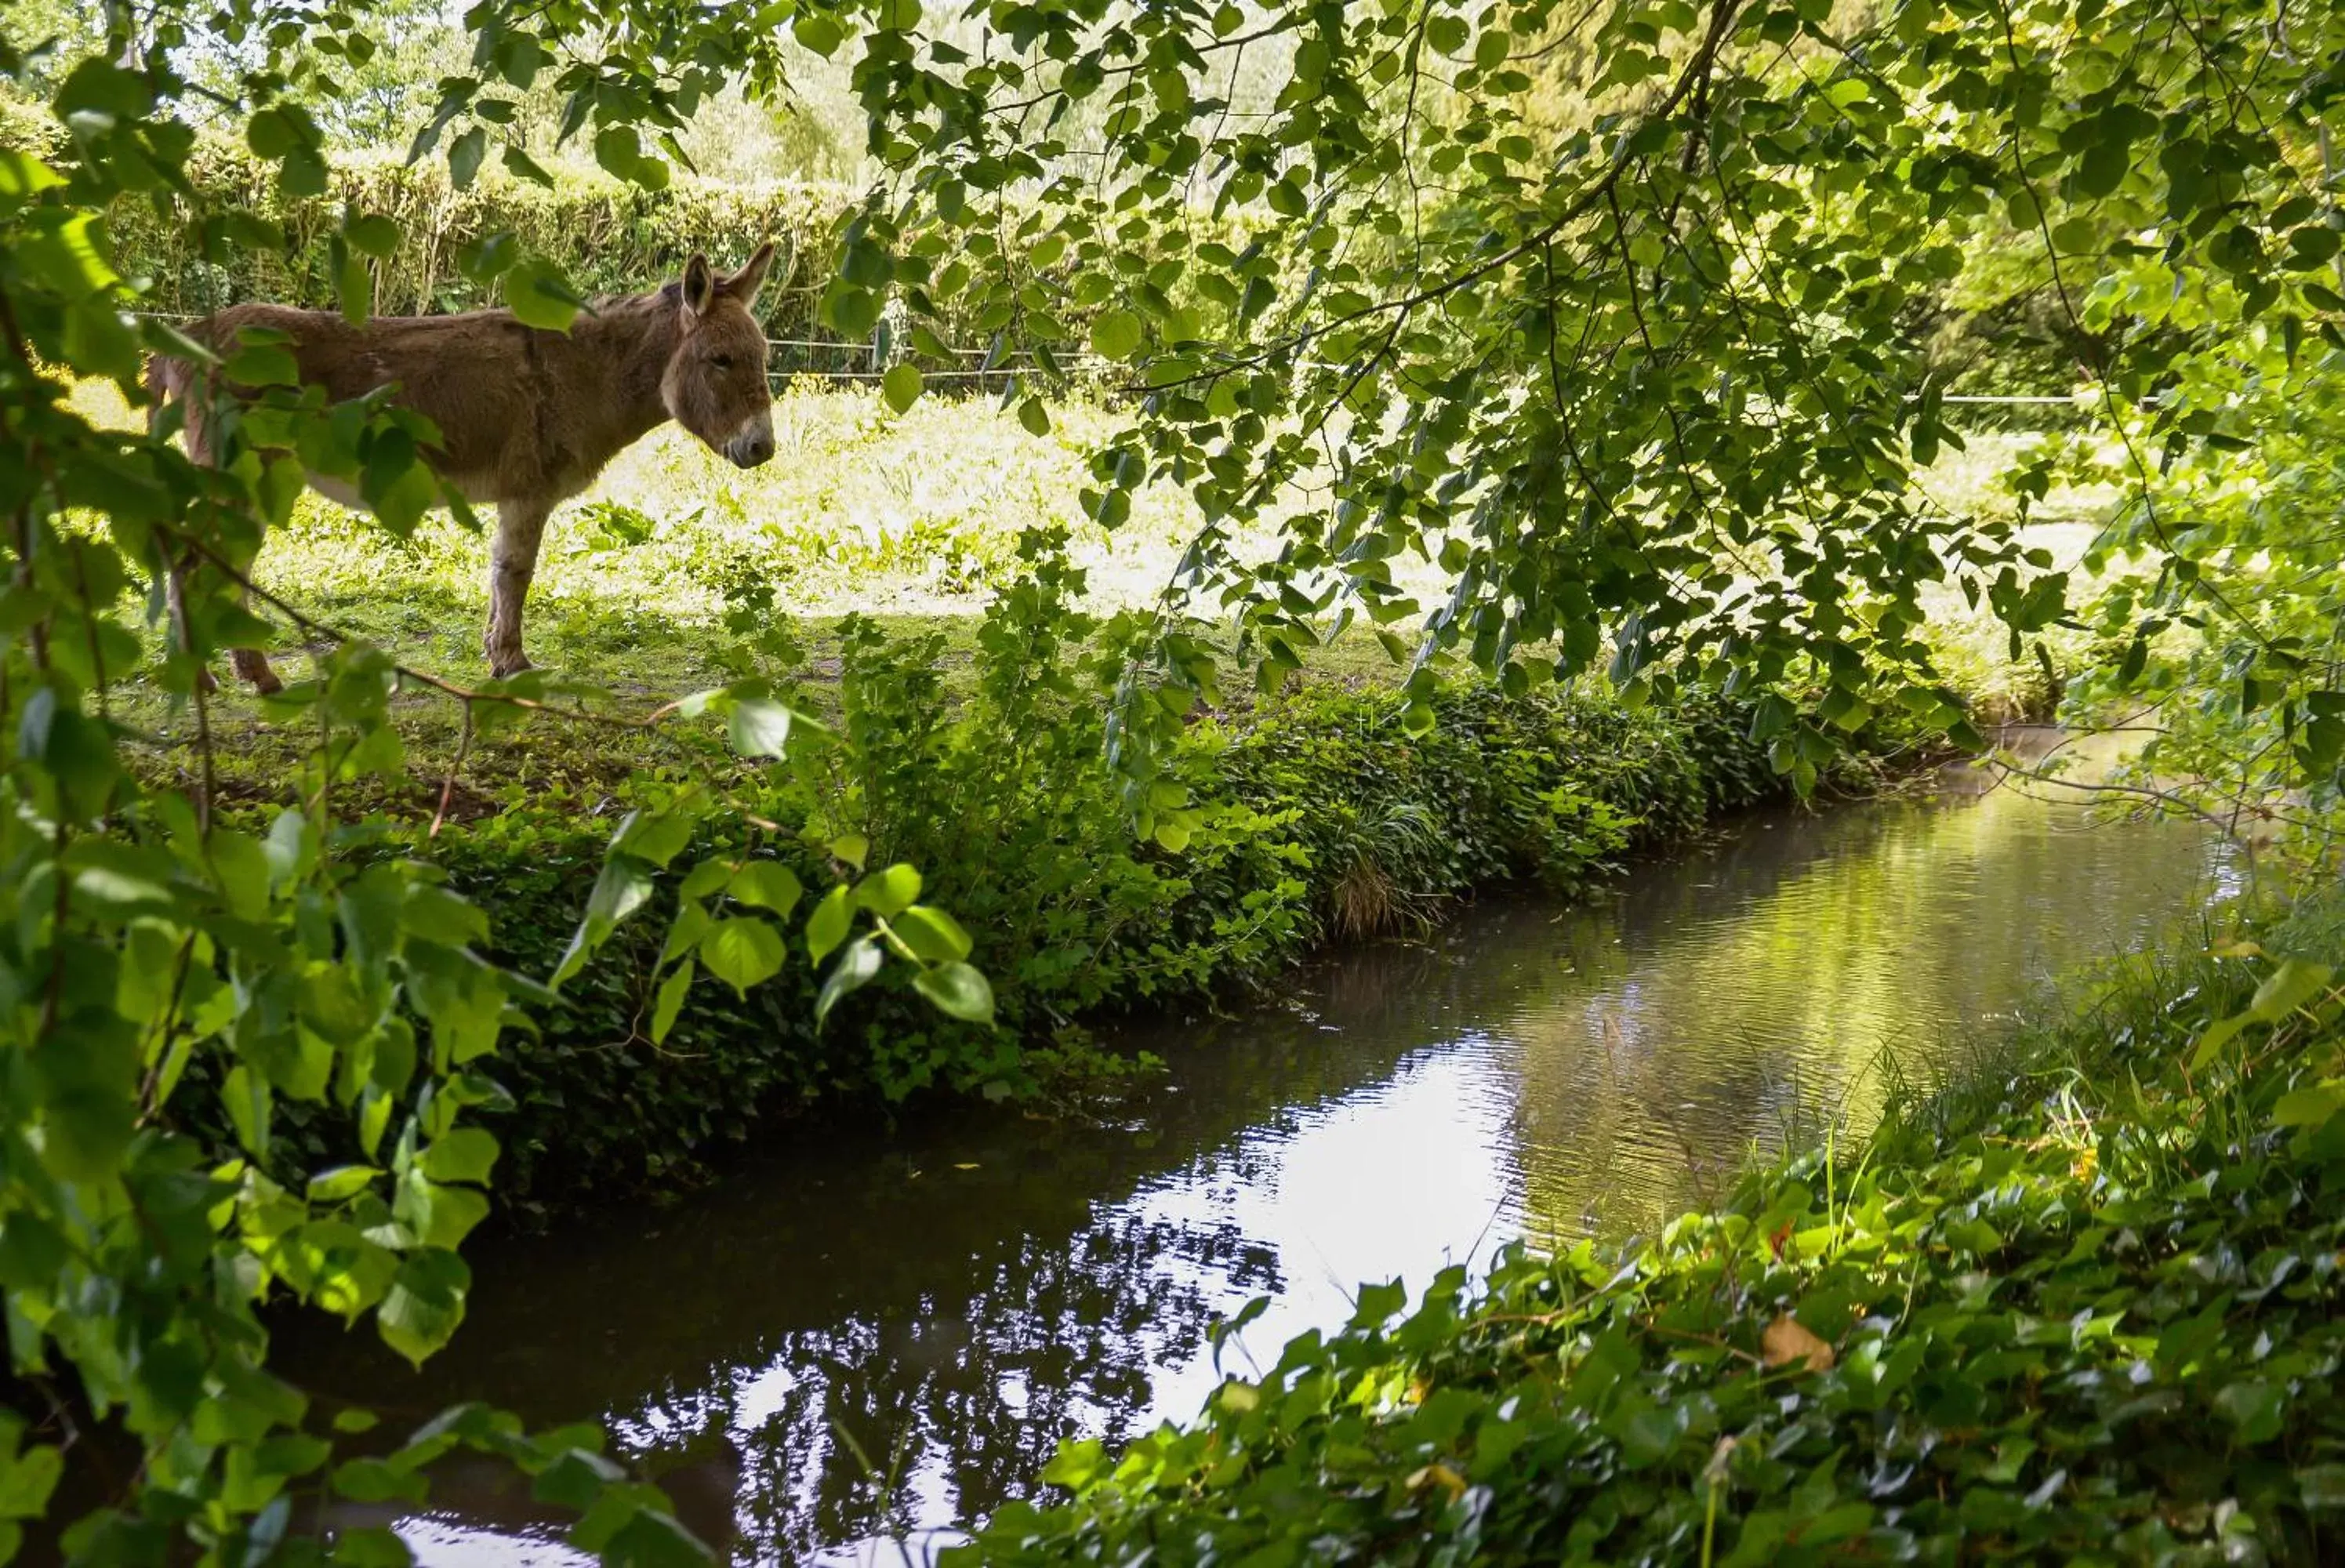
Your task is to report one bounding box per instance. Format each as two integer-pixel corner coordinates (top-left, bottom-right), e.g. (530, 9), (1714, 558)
(808, 0), (2342, 815)
(0, 6), (988, 1565)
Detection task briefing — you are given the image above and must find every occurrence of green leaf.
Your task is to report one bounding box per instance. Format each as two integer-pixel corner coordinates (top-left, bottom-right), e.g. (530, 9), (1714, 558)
(913, 960), (994, 1024)
(661, 900), (712, 967)
(305, 1166), (382, 1203)
(2249, 958), (2331, 1022)
(378, 1250), (470, 1367)
(0, 1441), (62, 1523)
(0, 151), (65, 203)
(824, 281), (881, 338)
(815, 936), (884, 1027)
(599, 1508), (715, 1568)
(1090, 310), (1145, 360)
(345, 215), (402, 257)
(729, 696), (795, 758)
(2272, 1081), (2345, 1128)
(2075, 138), (2129, 198)
(223, 1064), (271, 1158)
(2213, 1378), (2286, 1442)
(554, 856), (654, 985)
(700, 917), (786, 996)
(503, 256), (581, 332)
(532, 1446), (625, 1512)
(588, 856), (655, 926)
(650, 961), (694, 1044)
(882, 362), (924, 413)
(246, 106), (301, 158)
(57, 59), (154, 118)
(855, 862), (922, 918)
(730, 861), (802, 915)
(2188, 1011), (2249, 1072)
(893, 904), (973, 963)
(332, 1459), (423, 1505)
(793, 11), (845, 53)
(614, 810), (696, 869)
(503, 143), (555, 186)
(419, 1127), (499, 1185)
(448, 125), (488, 188)
(679, 858), (731, 901)
(2186, 959), (2328, 1069)
(805, 884), (854, 964)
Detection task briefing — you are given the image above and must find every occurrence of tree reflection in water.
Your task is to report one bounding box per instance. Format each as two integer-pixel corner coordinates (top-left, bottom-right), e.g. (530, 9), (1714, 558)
(695, 1214), (1280, 1561)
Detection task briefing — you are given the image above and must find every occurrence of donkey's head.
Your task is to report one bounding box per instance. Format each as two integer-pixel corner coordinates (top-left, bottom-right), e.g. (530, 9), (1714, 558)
(663, 245), (777, 469)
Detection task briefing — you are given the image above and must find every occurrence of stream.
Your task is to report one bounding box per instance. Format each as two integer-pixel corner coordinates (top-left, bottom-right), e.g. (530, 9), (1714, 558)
(276, 737), (2243, 1564)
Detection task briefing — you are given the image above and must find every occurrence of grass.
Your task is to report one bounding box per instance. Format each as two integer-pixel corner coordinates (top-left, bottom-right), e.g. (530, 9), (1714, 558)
(68, 376), (2120, 812)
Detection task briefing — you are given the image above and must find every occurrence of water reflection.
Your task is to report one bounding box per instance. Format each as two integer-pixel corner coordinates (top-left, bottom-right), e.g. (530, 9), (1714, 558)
(273, 748), (2235, 1564)
(1505, 764), (2231, 1242)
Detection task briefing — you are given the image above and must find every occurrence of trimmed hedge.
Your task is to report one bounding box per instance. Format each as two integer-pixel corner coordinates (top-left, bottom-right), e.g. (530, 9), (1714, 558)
(0, 100), (888, 365)
(0, 104), (1219, 377)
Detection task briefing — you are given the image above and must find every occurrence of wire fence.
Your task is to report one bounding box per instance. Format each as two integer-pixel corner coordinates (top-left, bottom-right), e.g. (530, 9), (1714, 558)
(132, 309), (2094, 408)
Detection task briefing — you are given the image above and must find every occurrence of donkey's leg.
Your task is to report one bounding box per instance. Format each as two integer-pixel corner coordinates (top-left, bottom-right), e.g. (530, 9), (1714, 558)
(162, 557), (219, 695)
(168, 567), (280, 694)
(160, 387), (222, 694)
(160, 382), (281, 695)
(485, 497), (552, 677)
(229, 617), (282, 696)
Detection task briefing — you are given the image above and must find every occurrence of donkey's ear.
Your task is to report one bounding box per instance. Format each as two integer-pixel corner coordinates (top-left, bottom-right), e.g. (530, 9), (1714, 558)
(721, 241), (777, 303)
(681, 253), (717, 316)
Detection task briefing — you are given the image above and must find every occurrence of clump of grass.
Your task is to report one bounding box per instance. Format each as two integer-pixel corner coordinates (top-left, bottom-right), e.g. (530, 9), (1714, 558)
(1327, 804), (1450, 937)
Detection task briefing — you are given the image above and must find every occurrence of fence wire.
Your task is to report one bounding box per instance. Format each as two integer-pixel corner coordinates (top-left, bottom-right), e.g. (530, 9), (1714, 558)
(131, 309), (2092, 405)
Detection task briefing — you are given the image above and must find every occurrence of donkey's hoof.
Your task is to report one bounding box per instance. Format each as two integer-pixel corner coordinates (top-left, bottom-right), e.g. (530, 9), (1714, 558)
(249, 670), (284, 696)
(486, 653), (535, 681)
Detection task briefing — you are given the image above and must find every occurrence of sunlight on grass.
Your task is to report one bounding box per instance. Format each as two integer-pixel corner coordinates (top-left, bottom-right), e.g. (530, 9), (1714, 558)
(85, 375), (2111, 715)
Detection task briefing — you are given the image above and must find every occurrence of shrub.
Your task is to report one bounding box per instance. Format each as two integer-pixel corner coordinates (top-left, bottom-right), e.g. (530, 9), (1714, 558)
(372, 573), (1796, 1210)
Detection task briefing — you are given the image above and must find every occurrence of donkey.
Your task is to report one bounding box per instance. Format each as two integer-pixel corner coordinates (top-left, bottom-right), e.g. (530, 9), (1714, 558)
(147, 245), (778, 690)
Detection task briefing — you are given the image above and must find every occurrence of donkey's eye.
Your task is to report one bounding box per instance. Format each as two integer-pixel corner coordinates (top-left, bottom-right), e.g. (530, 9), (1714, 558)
(710, 353), (735, 370)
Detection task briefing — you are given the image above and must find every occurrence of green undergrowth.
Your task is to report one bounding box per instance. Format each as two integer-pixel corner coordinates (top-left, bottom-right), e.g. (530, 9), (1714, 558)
(255, 673), (1797, 1216)
(135, 506), (1972, 1214)
(956, 892), (2345, 1566)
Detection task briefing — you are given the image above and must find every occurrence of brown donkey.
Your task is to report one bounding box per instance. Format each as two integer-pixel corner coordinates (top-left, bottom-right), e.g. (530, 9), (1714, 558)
(148, 246), (778, 689)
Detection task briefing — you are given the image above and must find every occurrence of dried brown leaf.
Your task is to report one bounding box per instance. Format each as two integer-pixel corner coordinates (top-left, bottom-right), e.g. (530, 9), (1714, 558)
(1761, 1315), (1835, 1373)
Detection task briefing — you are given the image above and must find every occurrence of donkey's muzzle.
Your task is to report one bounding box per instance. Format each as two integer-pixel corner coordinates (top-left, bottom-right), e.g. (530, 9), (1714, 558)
(725, 426), (775, 469)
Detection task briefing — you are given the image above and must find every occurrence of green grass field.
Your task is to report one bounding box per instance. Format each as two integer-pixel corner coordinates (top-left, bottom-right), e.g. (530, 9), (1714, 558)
(76, 376), (2119, 814)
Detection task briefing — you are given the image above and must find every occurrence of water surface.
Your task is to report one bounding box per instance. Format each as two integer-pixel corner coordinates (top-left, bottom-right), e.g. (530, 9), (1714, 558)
(280, 746), (2237, 1563)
